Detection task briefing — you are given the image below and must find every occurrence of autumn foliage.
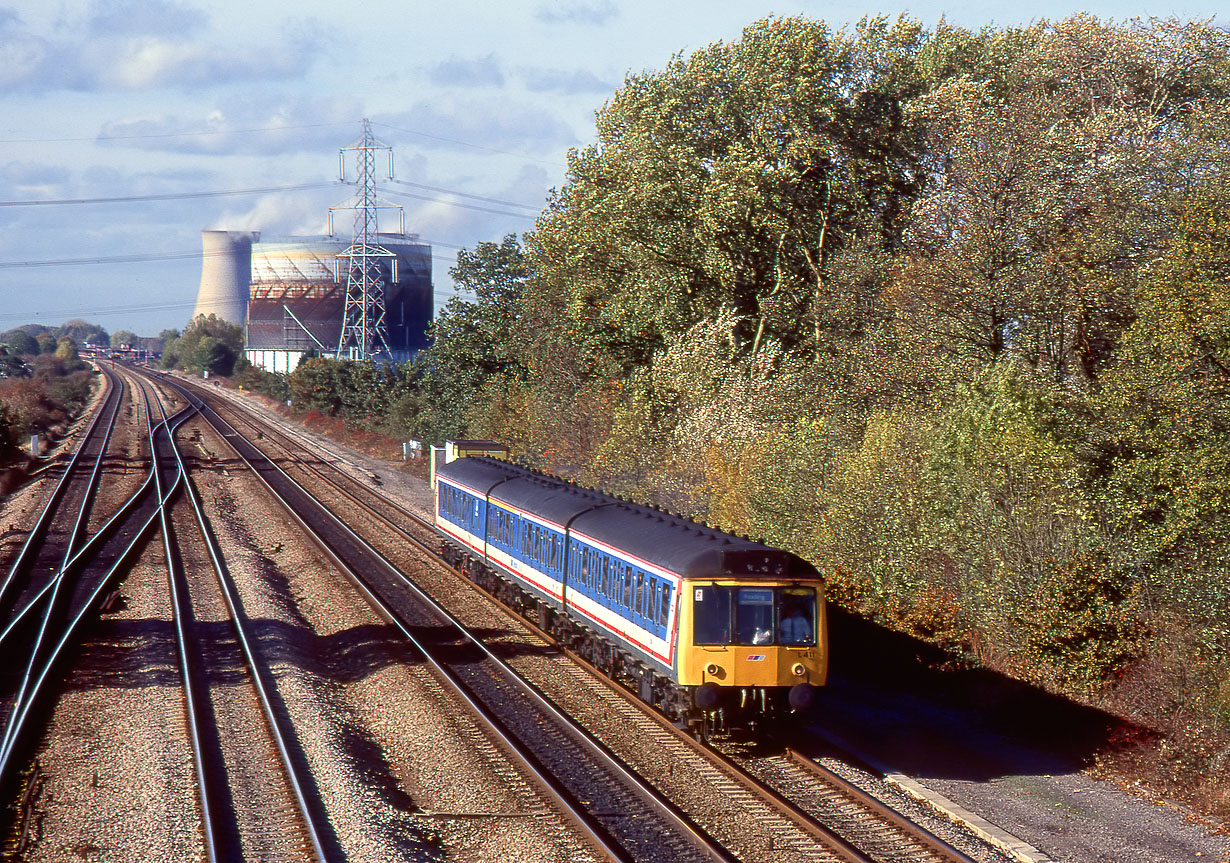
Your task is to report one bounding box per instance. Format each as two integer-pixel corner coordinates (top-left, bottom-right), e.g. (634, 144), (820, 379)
(241, 15), (1230, 815)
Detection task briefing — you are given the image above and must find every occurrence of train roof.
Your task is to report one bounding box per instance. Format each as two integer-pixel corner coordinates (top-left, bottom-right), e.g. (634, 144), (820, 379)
(570, 504), (815, 581)
(435, 455), (525, 494)
(439, 457), (818, 582)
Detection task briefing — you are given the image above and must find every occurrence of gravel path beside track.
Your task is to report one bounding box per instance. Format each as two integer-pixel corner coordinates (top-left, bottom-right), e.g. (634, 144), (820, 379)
(187, 409), (594, 862)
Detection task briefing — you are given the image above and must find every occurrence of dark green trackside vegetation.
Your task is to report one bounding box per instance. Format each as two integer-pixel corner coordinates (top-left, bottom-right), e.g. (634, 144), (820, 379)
(226, 15), (1229, 813)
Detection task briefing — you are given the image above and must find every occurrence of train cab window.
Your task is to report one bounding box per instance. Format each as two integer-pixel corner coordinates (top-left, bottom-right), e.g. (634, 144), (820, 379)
(736, 588), (775, 645)
(692, 586), (731, 644)
(778, 587), (816, 645)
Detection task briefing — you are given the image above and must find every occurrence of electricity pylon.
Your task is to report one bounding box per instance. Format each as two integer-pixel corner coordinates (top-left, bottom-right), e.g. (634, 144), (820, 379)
(333, 119), (403, 360)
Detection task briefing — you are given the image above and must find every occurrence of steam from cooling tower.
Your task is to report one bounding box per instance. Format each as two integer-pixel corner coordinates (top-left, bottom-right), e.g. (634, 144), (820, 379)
(193, 230), (260, 326)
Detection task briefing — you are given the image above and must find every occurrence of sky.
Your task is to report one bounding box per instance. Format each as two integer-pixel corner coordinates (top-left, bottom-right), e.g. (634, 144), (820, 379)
(0, 0), (1225, 338)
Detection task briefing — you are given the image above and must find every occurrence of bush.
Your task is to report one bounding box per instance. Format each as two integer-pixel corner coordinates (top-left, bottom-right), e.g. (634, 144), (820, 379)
(1020, 550), (1141, 694)
(0, 402), (18, 455)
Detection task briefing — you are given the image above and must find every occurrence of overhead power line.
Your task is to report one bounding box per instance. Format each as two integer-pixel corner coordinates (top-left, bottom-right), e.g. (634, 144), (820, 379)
(387, 178), (541, 212)
(0, 286), (474, 325)
(379, 187), (538, 220)
(0, 121), (359, 145)
(0, 246), (465, 270)
(0, 181), (339, 208)
(372, 121), (568, 168)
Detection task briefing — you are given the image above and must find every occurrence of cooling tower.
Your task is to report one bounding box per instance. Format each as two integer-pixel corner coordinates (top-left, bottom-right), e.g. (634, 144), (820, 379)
(193, 230), (259, 326)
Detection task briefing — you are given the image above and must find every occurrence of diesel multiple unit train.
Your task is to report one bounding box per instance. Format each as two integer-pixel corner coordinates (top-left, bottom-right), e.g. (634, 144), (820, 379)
(434, 456), (827, 735)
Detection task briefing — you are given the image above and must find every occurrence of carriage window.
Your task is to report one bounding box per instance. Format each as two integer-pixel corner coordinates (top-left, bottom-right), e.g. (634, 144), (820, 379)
(778, 587), (816, 646)
(658, 583), (670, 626)
(623, 568), (633, 608)
(635, 573), (645, 617)
(692, 586), (731, 644)
(736, 588), (775, 645)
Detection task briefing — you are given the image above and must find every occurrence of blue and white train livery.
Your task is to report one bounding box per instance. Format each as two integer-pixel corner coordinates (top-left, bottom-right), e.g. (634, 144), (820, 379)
(434, 456), (827, 733)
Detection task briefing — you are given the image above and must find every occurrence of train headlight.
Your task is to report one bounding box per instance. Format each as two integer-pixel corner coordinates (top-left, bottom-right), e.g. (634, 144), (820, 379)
(792, 663), (807, 678)
(706, 663), (721, 677)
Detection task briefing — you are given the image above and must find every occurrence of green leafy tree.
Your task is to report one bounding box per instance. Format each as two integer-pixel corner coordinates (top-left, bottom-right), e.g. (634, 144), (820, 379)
(110, 330), (138, 349)
(408, 235), (530, 441)
(920, 363), (1089, 619)
(53, 337), (83, 369)
(894, 17), (1230, 388)
(529, 16), (928, 379)
(57, 319), (108, 347)
(1095, 181), (1230, 634)
(193, 336), (236, 376)
(3, 330), (39, 357)
(164, 314), (242, 375)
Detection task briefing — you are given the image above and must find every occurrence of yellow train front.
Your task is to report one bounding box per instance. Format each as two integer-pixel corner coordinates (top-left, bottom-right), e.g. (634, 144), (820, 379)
(674, 566), (827, 735)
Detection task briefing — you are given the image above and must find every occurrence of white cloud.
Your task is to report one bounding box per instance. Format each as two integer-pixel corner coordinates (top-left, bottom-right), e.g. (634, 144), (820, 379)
(521, 66), (615, 95)
(429, 54), (505, 88)
(389, 99), (577, 152)
(96, 96), (363, 155)
(535, 0), (618, 25)
(0, 7), (325, 92)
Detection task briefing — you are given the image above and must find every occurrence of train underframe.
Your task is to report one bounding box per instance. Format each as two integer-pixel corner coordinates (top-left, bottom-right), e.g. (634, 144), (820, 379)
(440, 540), (800, 738)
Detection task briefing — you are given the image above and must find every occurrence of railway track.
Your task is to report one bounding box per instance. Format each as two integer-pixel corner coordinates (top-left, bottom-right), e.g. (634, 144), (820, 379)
(159, 369), (743, 862)
(150, 377), (337, 862)
(0, 366), (125, 624)
(0, 368), (187, 809)
(170, 372), (1001, 863)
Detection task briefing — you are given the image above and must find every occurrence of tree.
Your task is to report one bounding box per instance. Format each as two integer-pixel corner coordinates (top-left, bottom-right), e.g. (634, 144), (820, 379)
(110, 330), (138, 349)
(893, 17), (1230, 388)
(527, 16), (930, 383)
(408, 235), (531, 441)
(1095, 180), (1230, 622)
(57, 319), (108, 347)
(164, 314), (242, 375)
(148, 328), (179, 355)
(193, 336), (236, 376)
(3, 331), (38, 357)
(53, 337), (83, 369)
(0, 401), (18, 455)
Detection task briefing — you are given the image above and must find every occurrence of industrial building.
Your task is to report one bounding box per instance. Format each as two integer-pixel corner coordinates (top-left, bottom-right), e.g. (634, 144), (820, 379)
(190, 123), (434, 373)
(243, 233), (432, 372)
